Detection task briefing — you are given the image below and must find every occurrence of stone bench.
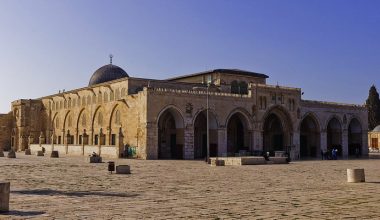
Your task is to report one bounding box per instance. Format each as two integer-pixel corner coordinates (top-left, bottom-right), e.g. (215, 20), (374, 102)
(25, 149), (31, 155)
(7, 151), (16, 158)
(116, 165), (131, 174)
(50, 151), (59, 158)
(0, 182), (10, 212)
(36, 151), (44, 156)
(210, 158), (225, 166)
(347, 168), (365, 183)
(269, 157), (288, 164)
(86, 156), (102, 163)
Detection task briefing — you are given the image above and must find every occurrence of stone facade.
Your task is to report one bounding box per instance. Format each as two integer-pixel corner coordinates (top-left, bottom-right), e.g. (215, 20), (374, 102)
(0, 65), (368, 160)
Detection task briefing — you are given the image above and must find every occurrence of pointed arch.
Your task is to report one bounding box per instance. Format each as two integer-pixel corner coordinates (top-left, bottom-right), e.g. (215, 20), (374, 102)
(224, 107), (252, 130)
(157, 105), (185, 159)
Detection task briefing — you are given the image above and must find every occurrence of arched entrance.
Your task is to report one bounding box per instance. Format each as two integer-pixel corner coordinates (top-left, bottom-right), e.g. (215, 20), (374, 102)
(158, 108), (184, 159)
(263, 108), (292, 156)
(227, 113), (249, 155)
(348, 118), (362, 157)
(300, 115), (320, 159)
(327, 117), (342, 156)
(193, 110), (218, 159)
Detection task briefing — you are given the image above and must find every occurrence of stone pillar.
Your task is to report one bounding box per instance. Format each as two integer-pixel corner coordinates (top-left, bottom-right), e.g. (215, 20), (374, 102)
(320, 130), (327, 152)
(82, 130), (88, 155)
(292, 131), (300, 160)
(28, 135), (34, 148)
(106, 127), (111, 146)
(362, 131), (369, 156)
(184, 125), (194, 159)
(39, 132), (45, 147)
(253, 129), (263, 152)
(74, 129), (79, 145)
(116, 127), (124, 158)
(98, 129), (103, 155)
(19, 135), (26, 151)
(61, 130), (65, 145)
(89, 129), (93, 145)
(217, 128), (227, 157)
(0, 182), (10, 212)
(65, 131), (70, 154)
(342, 129), (348, 158)
(51, 133), (55, 151)
(248, 130), (254, 152)
(146, 123), (158, 159)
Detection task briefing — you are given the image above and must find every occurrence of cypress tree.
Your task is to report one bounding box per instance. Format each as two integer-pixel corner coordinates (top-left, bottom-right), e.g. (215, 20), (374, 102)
(366, 85), (380, 130)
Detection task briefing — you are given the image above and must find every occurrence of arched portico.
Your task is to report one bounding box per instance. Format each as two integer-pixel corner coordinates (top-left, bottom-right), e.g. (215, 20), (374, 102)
(157, 107), (185, 159)
(262, 106), (293, 156)
(299, 114), (320, 159)
(348, 118), (362, 157)
(193, 110), (218, 159)
(226, 112), (250, 155)
(327, 117), (342, 156)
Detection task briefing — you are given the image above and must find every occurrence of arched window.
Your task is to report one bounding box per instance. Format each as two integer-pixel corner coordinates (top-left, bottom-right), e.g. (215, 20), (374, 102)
(238, 81), (248, 94)
(87, 95), (91, 105)
(68, 99), (71, 108)
(60, 101), (63, 109)
(56, 117), (60, 129)
(104, 92), (108, 102)
(64, 100), (67, 109)
(115, 89), (120, 100)
(81, 114), (87, 127)
(110, 91), (114, 101)
(92, 95), (96, 104)
(121, 88), (126, 97)
(231, 80), (239, 94)
(82, 97), (86, 106)
(77, 97), (81, 107)
(98, 92), (102, 103)
(68, 115), (72, 127)
(115, 110), (121, 125)
(98, 112), (103, 126)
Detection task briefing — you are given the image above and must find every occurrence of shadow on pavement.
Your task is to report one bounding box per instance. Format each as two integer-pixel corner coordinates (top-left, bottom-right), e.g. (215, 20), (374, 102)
(12, 189), (139, 198)
(0, 210), (45, 217)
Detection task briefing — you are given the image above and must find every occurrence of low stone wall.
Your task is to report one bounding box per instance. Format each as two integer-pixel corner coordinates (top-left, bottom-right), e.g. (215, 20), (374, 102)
(210, 156), (287, 166)
(29, 144), (118, 158)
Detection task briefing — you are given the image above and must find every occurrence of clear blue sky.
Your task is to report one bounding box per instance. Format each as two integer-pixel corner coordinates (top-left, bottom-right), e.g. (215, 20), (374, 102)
(0, 0), (379, 113)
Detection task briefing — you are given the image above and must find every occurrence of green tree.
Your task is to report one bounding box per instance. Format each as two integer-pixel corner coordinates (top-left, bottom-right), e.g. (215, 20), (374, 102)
(366, 85), (380, 130)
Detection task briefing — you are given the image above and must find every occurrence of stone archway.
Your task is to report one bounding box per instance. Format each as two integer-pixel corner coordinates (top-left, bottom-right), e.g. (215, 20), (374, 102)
(157, 108), (184, 159)
(327, 117), (342, 156)
(226, 112), (249, 155)
(300, 115), (320, 159)
(348, 118), (362, 157)
(193, 110), (218, 159)
(263, 107), (293, 156)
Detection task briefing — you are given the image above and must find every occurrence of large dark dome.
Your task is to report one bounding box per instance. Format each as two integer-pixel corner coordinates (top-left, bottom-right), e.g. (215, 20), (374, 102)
(89, 64), (129, 86)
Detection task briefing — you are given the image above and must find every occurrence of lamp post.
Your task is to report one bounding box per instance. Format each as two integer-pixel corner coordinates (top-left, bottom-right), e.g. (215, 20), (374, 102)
(206, 83), (210, 163)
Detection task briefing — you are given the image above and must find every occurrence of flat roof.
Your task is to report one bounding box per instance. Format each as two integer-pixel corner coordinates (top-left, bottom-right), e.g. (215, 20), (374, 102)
(167, 69), (269, 81)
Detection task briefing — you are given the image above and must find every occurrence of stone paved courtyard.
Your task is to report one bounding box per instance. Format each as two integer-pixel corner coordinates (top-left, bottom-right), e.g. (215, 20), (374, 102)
(0, 153), (380, 219)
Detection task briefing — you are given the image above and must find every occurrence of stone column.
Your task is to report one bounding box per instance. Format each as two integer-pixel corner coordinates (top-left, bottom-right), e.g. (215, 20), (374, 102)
(39, 132), (45, 147)
(183, 125), (194, 159)
(145, 123), (158, 159)
(362, 131), (369, 156)
(320, 130), (327, 152)
(51, 133), (55, 151)
(106, 127), (111, 146)
(292, 131), (300, 160)
(61, 130), (65, 145)
(217, 127), (227, 157)
(252, 129), (263, 152)
(98, 129), (103, 155)
(116, 127), (124, 158)
(28, 135), (34, 150)
(74, 129), (79, 145)
(65, 131), (70, 154)
(89, 129), (94, 145)
(82, 130), (88, 155)
(342, 129), (348, 158)
(19, 134), (26, 151)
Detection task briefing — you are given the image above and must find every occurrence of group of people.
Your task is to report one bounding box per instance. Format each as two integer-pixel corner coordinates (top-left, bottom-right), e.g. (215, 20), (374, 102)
(321, 148), (339, 160)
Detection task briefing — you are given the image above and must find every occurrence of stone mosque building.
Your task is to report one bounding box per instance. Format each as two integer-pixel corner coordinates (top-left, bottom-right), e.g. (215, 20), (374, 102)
(0, 59), (368, 160)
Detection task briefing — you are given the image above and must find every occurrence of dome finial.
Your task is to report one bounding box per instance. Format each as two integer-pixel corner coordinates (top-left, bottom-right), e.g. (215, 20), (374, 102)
(109, 54), (113, 65)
